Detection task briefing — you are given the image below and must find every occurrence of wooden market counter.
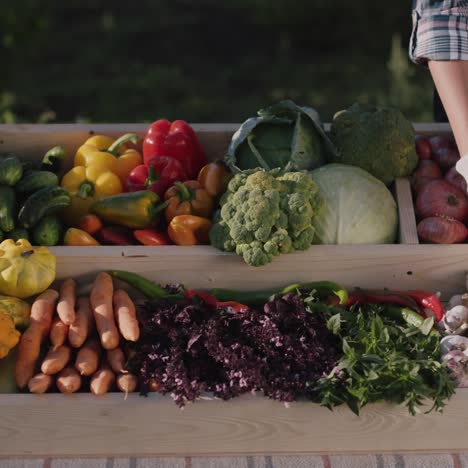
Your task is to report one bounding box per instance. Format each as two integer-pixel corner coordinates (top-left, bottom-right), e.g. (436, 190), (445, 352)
(1, 122), (467, 457)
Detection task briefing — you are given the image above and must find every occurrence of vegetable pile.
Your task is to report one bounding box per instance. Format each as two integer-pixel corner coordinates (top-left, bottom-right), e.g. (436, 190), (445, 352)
(210, 169), (323, 266)
(411, 134), (468, 244)
(0, 264), (463, 417)
(58, 124), (228, 247)
(0, 98), (432, 266)
(316, 304), (454, 415)
(135, 289), (340, 406)
(437, 274), (468, 387)
(119, 273), (455, 414)
(0, 147), (69, 246)
(14, 273), (140, 396)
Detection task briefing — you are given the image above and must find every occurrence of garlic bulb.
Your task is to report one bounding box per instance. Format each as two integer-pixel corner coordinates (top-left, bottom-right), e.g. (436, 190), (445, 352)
(441, 305), (468, 335)
(442, 350), (468, 387)
(440, 335), (468, 357)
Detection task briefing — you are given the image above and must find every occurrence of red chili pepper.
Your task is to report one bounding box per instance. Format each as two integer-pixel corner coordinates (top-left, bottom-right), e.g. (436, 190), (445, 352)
(185, 289), (249, 313)
(345, 289), (444, 322)
(126, 156), (188, 198)
(393, 290), (445, 322)
(134, 229), (171, 246)
(142, 119), (207, 179)
(98, 226), (136, 246)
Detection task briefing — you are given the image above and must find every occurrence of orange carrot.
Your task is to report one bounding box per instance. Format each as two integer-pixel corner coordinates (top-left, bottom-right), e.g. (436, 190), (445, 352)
(78, 214), (103, 235)
(116, 373), (138, 400)
(57, 278), (76, 325)
(90, 272), (119, 350)
(28, 373), (54, 394)
(113, 289), (139, 342)
(15, 289), (59, 390)
(107, 348), (128, 374)
(75, 339), (101, 376)
(68, 296), (94, 348)
(56, 367), (81, 393)
(41, 345), (71, 375)
(50, 317), (69, 349)
(90, 362), (115, 396)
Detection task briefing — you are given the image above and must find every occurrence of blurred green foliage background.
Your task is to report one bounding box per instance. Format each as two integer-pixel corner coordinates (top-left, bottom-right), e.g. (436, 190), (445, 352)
(0, 0), (434, 124)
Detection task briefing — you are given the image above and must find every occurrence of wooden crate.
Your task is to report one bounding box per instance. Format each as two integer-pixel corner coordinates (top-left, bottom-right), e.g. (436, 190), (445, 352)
(1, 122), (468, 458)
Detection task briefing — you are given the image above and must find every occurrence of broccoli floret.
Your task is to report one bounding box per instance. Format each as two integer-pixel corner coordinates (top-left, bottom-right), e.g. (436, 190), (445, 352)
(209, 214), (236, 252)
(330, 102), (418, 185)
(209, 169), (322, 267)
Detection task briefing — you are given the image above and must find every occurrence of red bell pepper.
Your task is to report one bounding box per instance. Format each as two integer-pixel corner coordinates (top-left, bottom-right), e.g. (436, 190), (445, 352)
(345, 289), (444, 322)
(126, 156), (188, 198)
(185, 289), (249, 313)
(142, 119), (207, 179)
(134, 228), (171, 246)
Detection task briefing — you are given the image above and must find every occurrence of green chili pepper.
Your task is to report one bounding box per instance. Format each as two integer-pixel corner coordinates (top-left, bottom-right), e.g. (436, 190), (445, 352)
(108, 270), (182, 300)
(210, 280), (348, 306)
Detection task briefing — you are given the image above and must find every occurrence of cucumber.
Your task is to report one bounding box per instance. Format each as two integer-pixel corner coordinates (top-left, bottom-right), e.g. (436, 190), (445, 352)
(15, 170), (59, 193)
(41, 146), (65, 173)
(0, 154), (23, 186)
(18, 186), (71, 229)
(32, 215), (62, 246)
(0, 185), (17, 232)
(8, 227), (29, 242)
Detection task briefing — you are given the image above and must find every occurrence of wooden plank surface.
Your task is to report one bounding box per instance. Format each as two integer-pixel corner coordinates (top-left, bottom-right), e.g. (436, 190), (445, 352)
(0, 391), (467, 457)
(395, 178), (419, 244)
(49, 244), (468, 300)
(0, 123), (237, 164)
(0, 122), (452, 163)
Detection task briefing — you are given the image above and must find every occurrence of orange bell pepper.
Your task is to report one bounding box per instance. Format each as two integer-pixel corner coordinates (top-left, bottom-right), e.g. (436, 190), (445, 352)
(167, 215), (212, 245)
(164, 181), (214, 223)
(197, 160), (232, 198)
(74, 133), (142, 185)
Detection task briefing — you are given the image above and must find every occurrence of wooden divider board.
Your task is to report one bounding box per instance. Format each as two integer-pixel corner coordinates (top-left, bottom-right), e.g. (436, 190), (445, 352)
(48, 244), (467, 301)
(1, 122), (467, 457)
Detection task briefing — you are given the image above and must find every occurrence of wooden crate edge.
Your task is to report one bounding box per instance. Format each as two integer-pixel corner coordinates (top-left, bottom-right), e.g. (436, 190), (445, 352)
(1, 390), (467, 456)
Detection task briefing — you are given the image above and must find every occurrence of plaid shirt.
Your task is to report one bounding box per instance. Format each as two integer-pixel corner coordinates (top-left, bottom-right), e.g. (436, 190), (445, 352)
(410, 0), (468, 63)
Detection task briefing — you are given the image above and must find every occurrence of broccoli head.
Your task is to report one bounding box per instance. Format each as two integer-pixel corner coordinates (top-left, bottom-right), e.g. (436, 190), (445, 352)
(330, 102), (418, 185)
(209, 169), (323, 267)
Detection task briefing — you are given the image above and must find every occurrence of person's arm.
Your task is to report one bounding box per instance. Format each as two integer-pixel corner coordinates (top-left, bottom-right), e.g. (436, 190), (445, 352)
(428, 61), (468, 157)
(429, 60), (468, 183)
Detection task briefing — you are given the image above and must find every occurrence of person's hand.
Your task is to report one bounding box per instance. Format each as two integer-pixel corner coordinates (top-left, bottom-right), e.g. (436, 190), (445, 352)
(456, 156), (468, 192)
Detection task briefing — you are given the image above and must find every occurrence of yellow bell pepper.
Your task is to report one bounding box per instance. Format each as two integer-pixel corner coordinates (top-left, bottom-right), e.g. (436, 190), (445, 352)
(63, 228), (100, 246)
(74, 133), (142, 184)
(61, 165), (123, 226)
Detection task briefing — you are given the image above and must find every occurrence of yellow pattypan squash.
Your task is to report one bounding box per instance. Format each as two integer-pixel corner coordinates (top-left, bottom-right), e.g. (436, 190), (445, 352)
(0, 295), (30, 330)
(0, 311), (20, 359)
(0, 239), (56, 299)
